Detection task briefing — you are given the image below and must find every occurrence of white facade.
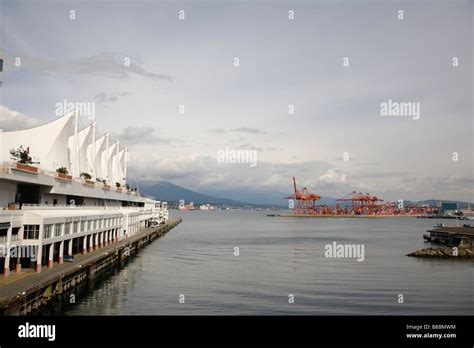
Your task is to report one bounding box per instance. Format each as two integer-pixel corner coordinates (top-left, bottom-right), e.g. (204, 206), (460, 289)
(0, 114), (169, 277)
(0, 203), (168, 275)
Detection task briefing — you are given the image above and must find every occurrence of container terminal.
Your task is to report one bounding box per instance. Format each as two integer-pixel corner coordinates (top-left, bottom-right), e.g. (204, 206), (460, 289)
(276, 177), (473, 218)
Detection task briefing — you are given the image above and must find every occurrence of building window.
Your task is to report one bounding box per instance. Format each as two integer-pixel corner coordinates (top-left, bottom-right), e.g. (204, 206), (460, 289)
(81, 221), (85, 232)
(55, 223), (62, 237)
(73, 221), (79, 233)
(24, 225), (40, 240)
(43, 224), (52, 239)
(65, 222), (71, 235)
(87, 220), (92, 230)
(94, 219), (98, 229)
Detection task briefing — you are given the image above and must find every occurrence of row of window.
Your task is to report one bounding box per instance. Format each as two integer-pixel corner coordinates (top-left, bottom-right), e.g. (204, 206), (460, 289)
(23, 225), (40, 240)
(23, 217), (122, 240)
(129, 215), (140, 224)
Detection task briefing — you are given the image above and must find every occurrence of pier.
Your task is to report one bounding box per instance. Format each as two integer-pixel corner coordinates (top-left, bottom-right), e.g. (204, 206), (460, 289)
(423, 225), (474, 245)
(0, 218), (182, 315)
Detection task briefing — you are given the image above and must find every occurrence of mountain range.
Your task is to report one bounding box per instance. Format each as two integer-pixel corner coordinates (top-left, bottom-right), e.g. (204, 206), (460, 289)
(131, 181), (473, 208)
(132, 181), (258, 207)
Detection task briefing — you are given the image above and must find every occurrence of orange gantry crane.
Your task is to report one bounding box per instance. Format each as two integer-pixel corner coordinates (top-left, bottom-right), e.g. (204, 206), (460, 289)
(285, 177), (321, 214)
(336, 191), (384, 214)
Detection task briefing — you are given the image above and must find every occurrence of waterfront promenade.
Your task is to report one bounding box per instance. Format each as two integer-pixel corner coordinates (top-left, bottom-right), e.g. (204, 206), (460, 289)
(0, 218), (182, 314)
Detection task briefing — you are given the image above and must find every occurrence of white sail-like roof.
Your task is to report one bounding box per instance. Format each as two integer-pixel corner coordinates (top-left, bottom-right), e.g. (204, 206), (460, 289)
(68, 123), (94, 176)
(106, 142), (118, 184)
(97, 134), (110, 181)
(0, 112), (129, 184)
(88, 133), (106, 179)
(0, 112), (75, 171)
(117, 148), (127, 185)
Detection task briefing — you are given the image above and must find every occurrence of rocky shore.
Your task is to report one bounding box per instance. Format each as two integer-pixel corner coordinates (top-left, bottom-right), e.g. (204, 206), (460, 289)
(407, 245), (474, 259)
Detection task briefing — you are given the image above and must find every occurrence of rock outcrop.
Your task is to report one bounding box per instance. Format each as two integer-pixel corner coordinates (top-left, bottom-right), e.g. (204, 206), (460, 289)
(407, 245), (473, 259)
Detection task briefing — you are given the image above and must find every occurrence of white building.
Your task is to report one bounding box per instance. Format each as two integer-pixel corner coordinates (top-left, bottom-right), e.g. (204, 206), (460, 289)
(0, 113), (168, 276)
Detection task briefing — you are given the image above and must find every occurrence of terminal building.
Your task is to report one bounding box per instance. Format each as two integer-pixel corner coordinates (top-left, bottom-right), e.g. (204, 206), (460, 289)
(0, 112), (168, 276)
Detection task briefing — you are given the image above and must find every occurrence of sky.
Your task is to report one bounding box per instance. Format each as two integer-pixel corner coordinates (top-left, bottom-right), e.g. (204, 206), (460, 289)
(0, 0), (472, 202)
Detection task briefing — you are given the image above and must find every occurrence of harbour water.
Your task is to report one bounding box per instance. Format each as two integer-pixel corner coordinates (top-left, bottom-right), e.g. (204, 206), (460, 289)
(61, 210), (473, 315)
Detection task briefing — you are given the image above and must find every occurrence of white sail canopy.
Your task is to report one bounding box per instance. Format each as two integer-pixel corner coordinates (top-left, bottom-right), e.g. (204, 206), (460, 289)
(0, 112), (75, 171)
(68, 123), (94, 176)
(117, 148), (127, 185)
(0, 113), (128, 184)
(88, 133), (106, 179)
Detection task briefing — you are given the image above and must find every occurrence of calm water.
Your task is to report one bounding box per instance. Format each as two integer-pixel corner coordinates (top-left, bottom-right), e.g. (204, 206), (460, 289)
(62, 211), (473, 315)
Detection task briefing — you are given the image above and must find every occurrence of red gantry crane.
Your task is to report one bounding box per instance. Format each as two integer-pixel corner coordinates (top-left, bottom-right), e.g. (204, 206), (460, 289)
(285, 177), (321, 214)
(336, 191), (384, 215)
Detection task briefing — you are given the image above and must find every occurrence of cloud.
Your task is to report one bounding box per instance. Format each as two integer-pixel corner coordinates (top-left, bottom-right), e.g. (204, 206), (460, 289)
(93, 92), (130, 104)
(130, 154), (214, 181)
(208, 127), (267, 134)
(353, 162), (381, 166)
(127, 152), (331, 193)
(381, 175), (474, 202)
(199, 172), (229, 186)
(112, 126), (174, 145)
(237, 143), (281, 151)
(0, 104), (39, 131)
(351, 171), (411, 179)
(126, 150), (473, 202)
(230, 127), (266, 134)
(5, 52), (172, 82)
(209, 128), (226, 134)
(318, 169), (347, 184)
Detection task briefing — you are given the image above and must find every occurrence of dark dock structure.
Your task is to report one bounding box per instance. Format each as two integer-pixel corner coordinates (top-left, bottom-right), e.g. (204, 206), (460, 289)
(0, 218), (182, 315)
(424, 225), (474, 246)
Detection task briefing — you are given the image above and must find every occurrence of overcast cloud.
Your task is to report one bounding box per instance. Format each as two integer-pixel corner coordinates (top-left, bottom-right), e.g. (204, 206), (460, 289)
(0, 0), (472, 202)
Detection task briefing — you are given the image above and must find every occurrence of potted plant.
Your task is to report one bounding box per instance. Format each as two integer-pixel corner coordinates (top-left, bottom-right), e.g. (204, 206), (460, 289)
(56, 167), (72, 180)
(101, 179), (110, 189)
(80, 172), (94, 185)
(10, 146), (38, 173)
